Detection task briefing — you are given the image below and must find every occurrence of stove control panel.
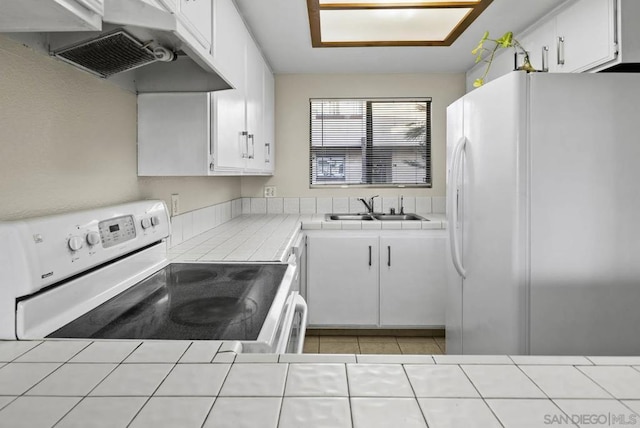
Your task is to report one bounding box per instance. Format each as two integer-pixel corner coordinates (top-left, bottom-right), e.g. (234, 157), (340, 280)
(3, 200), (171, 296)
(99, 215), (136, 248)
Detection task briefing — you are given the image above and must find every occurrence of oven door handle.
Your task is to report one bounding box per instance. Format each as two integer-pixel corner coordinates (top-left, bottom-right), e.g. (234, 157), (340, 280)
(275, 292), (308, 354)
(293, 294), (308, 354)
(275, 292), (298, 354)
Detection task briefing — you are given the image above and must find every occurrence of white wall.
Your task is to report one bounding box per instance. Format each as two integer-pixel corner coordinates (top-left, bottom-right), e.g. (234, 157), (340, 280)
(241, 73), (466, 198)
(0, 35), (241, 221)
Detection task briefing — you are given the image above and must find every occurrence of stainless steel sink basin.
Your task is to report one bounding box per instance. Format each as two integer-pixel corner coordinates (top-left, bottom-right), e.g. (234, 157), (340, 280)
(373, 214), (427, 221)
(325, 214), (374, 221)
(324, 213), (427, 221)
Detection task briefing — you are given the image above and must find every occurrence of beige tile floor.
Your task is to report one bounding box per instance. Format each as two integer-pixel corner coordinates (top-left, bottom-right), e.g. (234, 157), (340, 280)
(303, 335), (446, 355)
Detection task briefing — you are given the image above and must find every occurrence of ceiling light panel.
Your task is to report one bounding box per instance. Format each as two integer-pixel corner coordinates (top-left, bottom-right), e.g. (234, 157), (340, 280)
(307, 0), (493, 47)
(320, 8), (472, 42)
(319, 0), (479, 4)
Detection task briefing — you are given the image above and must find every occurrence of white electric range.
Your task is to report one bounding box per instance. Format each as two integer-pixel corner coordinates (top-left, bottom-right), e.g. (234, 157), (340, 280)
(0, 200), (307, 353)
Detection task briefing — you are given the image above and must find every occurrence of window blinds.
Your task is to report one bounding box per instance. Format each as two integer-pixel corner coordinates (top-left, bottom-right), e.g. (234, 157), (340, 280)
(310, 98), (431, 187)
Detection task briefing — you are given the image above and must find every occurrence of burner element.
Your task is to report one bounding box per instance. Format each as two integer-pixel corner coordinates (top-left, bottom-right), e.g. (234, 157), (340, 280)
(170, 297), (257, 327)
(228, 267), (261, 281)
(171, 268), (218, 284)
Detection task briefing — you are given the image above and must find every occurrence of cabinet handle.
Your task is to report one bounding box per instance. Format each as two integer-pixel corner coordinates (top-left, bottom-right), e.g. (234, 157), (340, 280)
(542, 46), (549, 72)
(265, 143), (271, 163)
(248, 134), (255, 159)
(241, 131), (248, 158)
(557, 37), (565, 65)
(368, 246), (372, 266)
(387, 246), (391, 267)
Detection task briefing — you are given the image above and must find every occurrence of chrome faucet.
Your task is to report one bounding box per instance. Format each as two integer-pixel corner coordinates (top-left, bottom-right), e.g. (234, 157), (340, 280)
(399, 195), (405, 215)
(358, 195), (379, 213)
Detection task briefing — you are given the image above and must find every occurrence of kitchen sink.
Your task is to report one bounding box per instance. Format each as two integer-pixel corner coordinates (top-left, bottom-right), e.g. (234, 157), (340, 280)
(324, 213), (427, 221)
(372, 214), (427, 221)
(325, 214), (374, 221)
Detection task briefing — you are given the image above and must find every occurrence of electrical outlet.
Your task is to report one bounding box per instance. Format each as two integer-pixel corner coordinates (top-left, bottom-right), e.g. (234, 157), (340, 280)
(264, 186), (276, 198)
(171, 194), (180, 216)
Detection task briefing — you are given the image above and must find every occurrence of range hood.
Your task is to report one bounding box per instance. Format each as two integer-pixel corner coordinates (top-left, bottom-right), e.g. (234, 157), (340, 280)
(48, 0), (231, 92)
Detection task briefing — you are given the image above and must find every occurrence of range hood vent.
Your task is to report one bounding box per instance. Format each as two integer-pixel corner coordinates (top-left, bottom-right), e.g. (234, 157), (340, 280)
(53, 31), (161, 78)
(44, 0), (232, 92)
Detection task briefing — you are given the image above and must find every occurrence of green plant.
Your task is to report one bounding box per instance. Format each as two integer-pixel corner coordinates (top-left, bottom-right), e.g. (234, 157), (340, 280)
(472, 31), (534, 87)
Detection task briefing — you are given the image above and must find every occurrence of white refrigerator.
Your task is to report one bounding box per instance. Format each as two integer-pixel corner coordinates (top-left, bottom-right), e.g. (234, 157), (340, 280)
(446, 71), (640, 356)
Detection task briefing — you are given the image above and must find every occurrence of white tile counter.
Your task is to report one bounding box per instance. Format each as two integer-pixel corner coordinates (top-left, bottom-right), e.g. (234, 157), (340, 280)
(166, 213), (446, 263)
(1, 340), (640, 428)
(167, 215), (304, 263)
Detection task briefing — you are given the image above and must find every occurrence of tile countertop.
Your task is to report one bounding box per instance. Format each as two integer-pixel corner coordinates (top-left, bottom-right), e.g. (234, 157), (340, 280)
(167, 213), (446, 263)
(1, 340), (640, 428)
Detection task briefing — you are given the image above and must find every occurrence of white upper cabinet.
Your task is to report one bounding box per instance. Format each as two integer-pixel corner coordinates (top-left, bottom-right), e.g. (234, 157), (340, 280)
(138, 88), (274, 176)
(211, 88), (248, 172)
(176, 0), (213, 51)
(137, 0), (275, 176)
(210, 14), (274, 175)
(554, 0), (616, 73)
(212, 0), (247, 90)
(138, 93), (213, 176)
(244, 39), (266, 172)
(210, 52), (274, 174)
(519, 18), (557, 72)
(465, 0), (619, 92)
(263, 63), (275, 173)
(0, 0), (103, 32)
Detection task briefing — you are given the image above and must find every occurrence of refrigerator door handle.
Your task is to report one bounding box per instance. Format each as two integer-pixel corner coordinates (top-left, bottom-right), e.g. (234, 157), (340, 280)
(448, 137), (467, 279)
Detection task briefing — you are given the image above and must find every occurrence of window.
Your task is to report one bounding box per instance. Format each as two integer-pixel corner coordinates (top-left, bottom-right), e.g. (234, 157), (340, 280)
(310, 98), (431, 187)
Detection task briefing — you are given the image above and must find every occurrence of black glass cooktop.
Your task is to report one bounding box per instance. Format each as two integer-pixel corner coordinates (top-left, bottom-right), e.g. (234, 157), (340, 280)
(47, 263), (288, 340)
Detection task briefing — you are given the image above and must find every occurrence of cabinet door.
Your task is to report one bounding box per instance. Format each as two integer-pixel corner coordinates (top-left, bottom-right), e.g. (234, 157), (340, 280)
(555, 0), (616, 72)
(519, 18), (557, 72)
(178, 0), (212, 50)
(307, 235), (379, 326)
(0, 0), (103, 32)
(211, 89), (248, 171)
(212, 0), (248, 90)
(262, 63), (275, 173)
(138, 93), (211, 176)
(244, 40), (266, 171)
(379, 233), (447, 326)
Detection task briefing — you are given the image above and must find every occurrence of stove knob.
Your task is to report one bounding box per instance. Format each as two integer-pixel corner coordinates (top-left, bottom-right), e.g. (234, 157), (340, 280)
(67, 236), (84, 252)
(141, 217), (152, 229)
(151, 215), (160, 226)
(86, 231), (101, 246)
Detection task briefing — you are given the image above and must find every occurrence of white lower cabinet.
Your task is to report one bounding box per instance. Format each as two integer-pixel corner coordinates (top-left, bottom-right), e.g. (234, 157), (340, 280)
(306, 230), (446, 328)
(379, 234), (446, 326)
(307, 235), (379, 326)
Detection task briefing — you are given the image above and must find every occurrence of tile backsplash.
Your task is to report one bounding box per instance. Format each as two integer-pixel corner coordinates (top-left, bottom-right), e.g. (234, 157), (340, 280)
(169, 196), (445, 248)
(170, 199), (240, 247)
(245, 196), (445, 216)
